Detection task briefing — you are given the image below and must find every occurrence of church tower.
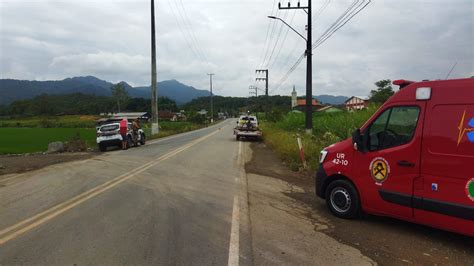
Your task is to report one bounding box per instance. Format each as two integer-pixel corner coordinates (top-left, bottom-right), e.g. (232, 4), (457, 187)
(291, 85), (297, 109)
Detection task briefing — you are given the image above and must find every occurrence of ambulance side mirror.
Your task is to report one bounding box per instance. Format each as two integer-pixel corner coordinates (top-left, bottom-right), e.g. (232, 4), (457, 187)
(352, 128), (364, 152)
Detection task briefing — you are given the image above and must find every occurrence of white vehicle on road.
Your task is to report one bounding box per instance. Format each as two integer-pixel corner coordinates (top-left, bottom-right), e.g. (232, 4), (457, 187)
(96, 121), (145, 151)
(233, 115), (262, 140)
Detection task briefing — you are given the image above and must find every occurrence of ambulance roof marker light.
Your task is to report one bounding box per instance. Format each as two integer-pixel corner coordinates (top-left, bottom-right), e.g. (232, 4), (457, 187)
(393, 79), (415, 89)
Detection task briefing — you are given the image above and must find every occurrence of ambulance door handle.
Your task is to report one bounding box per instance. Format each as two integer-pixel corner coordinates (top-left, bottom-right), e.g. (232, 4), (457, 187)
(397, 160), (415, 167)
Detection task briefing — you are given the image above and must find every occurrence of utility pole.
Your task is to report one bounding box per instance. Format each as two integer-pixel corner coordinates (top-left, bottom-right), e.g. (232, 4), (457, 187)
(278, 0), (312, 134)
(249, 85), (258, 97)
(150, 0), (159, 134)
(256, 69), (269, 121)
(207, 73), (215, 123)
(255, 69), (269, 96)
(249, 85), (258, 120)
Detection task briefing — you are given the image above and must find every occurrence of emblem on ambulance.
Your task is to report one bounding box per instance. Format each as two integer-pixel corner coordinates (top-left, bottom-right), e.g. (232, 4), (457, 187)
(456, 110), (474, 146)
(466, 178), (474, 202)
(369, 157), (390, 184)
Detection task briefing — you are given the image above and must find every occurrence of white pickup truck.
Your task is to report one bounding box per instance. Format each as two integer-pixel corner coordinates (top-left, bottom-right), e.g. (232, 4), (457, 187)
(233, 115), (262, 141)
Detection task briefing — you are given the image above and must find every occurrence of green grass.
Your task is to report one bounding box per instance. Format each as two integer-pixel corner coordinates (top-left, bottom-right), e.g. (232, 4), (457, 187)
(261, 107), (378, 171)
(0, 118), (207, 154)
(0, 115), (99, 128)
(0, 128), (96, 154)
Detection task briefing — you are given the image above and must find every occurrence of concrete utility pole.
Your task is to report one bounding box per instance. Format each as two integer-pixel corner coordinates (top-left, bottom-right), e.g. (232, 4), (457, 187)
(275, 0), (313, 134)
(150, 0), (159, 134)
(207, 73), (215, 123)
(255, 69), (269, 96)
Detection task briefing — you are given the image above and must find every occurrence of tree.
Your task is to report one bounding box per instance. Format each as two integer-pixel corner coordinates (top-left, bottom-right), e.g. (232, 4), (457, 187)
(369, 80), (395, 104)
(111, 83), (130, 113)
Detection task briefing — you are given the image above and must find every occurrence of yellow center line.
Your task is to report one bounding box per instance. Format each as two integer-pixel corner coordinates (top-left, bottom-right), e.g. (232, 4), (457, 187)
(0, 128), (221, 245)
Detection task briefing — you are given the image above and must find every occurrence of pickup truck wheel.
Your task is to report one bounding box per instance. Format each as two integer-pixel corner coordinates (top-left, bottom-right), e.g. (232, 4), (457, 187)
(325, 180), (360, 219)
(98, 143), (107, 152)
(140, 133), (146, 145)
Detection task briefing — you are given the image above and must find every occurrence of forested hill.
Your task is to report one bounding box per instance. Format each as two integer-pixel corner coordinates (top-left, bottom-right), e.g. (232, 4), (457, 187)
(0, 76), (209, 105)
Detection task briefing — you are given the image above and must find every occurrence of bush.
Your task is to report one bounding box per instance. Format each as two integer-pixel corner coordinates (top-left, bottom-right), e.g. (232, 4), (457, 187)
(64, 131), (87, 152)
(188, 113), (206, 124)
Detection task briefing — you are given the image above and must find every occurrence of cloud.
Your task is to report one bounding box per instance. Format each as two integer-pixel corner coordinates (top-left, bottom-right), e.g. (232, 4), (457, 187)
(0, 0), (472, 97)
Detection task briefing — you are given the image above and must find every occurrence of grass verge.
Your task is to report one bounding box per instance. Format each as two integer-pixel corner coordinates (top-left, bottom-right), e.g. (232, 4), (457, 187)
(261, 107), (378, 171)
(0, 119), (208, 154)
(0, 128), (96, 154)
(0, 115), (100, 128)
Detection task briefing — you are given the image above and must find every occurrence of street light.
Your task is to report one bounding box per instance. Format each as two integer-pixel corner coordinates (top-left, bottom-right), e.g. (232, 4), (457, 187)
(268, 5), (313, 134)
(267, 16), (306, 41)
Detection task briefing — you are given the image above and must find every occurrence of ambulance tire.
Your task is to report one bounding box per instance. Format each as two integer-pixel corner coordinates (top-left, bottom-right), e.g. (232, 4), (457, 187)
(325, 179), (360, 219)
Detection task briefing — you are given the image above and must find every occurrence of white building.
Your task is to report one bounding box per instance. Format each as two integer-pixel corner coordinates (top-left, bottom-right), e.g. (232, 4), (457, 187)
(345, 96), (369, 111)
(291, 85), (297, 108)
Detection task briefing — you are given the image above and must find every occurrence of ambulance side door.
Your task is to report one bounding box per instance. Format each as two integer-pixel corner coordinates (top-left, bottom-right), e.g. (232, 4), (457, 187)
(354, 104), (425, 219)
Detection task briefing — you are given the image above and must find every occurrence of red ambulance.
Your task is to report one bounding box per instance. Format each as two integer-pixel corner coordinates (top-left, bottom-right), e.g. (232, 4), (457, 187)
(316, 78), (474, 236)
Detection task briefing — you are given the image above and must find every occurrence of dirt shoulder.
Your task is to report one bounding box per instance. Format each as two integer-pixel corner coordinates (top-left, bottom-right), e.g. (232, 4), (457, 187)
(0, 152), (95, 178)
(245, 142), (474, 265)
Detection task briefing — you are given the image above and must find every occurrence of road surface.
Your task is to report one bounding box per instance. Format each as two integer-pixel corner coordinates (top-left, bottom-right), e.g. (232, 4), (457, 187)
(0, 119), (373, 265)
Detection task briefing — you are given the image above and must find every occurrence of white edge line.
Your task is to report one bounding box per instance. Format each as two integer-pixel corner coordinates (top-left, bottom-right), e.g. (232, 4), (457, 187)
(228, 141), (242, 266)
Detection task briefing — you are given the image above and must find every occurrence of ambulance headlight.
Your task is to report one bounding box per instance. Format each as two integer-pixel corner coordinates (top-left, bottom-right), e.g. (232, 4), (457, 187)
(319, 150), (328, 163)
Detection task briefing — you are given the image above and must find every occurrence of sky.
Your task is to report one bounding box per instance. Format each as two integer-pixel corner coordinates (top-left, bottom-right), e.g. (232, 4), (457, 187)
(0, 0), (473, 98)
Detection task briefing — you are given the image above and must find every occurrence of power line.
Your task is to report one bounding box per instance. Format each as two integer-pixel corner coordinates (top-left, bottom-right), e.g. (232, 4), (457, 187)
(268, 8), (297, 70)
(176, 0), (210, 64)
(261, 8), (282, 68)
(256, 0), (277, 70)
(271, 0), (371, 93)
(167, 0), (202, 61)
(271, 53), (304, 93)
(312, 0), (371, 50)
(312, 0), (331, 24)
(264, 7), (290, 68)
(269, 0), (329, 92)
(274, 0), (330, 83)
(174, 0), (208, 63)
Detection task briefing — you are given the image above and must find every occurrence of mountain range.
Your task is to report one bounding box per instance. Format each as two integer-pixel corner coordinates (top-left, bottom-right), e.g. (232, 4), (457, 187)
(0, 76), (211, 105)
(314, 94), (349, 105)
(0, 76), (350, 106)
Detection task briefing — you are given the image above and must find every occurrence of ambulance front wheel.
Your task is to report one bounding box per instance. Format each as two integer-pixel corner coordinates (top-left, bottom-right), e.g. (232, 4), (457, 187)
(325, 179), (360, 219)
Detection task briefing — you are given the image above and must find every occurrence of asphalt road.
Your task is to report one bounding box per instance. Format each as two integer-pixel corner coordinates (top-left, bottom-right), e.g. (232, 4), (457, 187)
(0, 119), (396, 265)
(0, 120), (255, 265)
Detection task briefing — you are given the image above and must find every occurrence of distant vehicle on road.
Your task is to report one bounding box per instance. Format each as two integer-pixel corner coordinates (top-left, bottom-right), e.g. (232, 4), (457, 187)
(234, 115), (262, 141)
(96, 121), (145, 151)
(316, 78), (474, 237)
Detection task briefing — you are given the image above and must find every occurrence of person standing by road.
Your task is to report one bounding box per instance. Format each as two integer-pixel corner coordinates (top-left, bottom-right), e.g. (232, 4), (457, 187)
(119, 118), (128, 150)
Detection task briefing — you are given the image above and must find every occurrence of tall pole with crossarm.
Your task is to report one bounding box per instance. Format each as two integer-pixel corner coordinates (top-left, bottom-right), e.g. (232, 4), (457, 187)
(151, 0), (159, 134)
(271, 0), (312, 134)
